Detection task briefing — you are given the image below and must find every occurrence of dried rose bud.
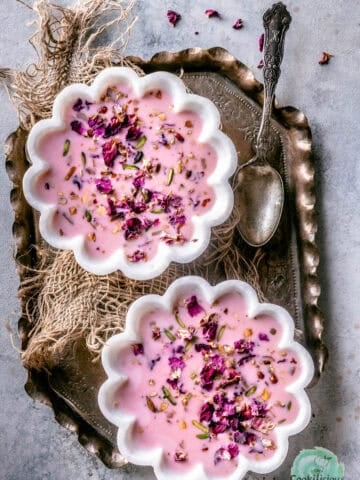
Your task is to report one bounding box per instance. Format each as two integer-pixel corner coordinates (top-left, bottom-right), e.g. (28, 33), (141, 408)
(232, 18), (243, 30)
(205, 9), (221, 18)
(167, 10), (181, 27)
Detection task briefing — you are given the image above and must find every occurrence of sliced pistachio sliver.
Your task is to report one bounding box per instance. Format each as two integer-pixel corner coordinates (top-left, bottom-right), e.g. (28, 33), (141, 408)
(216, 325), (226, 342)
(245, 385), (257, 397)
(122, 163), (140, 170)
(196, 433), (210, 440)
(135, 135), (147, 150)
(151, 208), (165, 214)
(185, 336), (198, 352)
(174, 310), (186, 328)
(167, 168), (174, 186)
(146, 396), (158, 413)
(162, 386), (177, 405)
(63, 139), (71, 156)
(81, 151), (87, 166)
(164, 328), (176, 342)
(192, 420), (209, 434)
(84, 209), (92, 222)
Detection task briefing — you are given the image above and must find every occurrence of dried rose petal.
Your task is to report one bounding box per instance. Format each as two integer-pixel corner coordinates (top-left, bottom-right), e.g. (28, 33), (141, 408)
(168, 213), (186, 226)
(88, 114), (105, 137)
(174, 450), (187, 462)
(227, 443), (239, 459)
(202, 317), (218, 342)
(259, 33), (265, 52)
(72, 98), (84, 112)
(102, 140), (118, 167)
(168, 356), (185, 370)
(167, 10), (181, 27)
(126, 126), (142, 141)
(152, 326), (161, 340)
(319, 51), (334, 65)
(257, 59), (264, 69)
(200, 354), (225, 390)
(132, 343), (144, 356)
(205, 9), (221, 18)
(95, 177), (112, 194)
(123, 217), (143, 240)
(104, 116), (125, 138)
(127, 250), (146, 263)
(70, 120), (86, 136)
(232, 18), (243, 30)
(199, 402), (214, 423)
(72, 175), (82, 190)
(194, 343), (212, 353)
(185, 295), (204, 317)
(166, 377), (179, 390)
(234, 339), (255, 354)
(214, 447), (231, 465)
(258, 332), (269, 341)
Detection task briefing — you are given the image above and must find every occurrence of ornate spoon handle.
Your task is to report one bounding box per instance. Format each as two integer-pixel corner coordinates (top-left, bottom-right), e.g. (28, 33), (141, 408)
(257, 2), (292, 159)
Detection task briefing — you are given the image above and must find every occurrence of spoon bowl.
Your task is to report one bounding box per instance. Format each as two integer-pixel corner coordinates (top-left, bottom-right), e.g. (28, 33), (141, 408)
(237, 163), (284, 246)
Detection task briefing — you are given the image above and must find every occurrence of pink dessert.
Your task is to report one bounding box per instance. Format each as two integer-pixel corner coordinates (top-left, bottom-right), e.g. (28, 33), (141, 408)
(113, 290), (302, 477)
(35, 85), (217, 263)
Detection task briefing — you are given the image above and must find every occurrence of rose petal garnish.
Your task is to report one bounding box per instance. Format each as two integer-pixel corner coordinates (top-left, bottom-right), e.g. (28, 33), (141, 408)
(199, 402), (214, 423)
(168, 356), (186, 370)
(72, 175), (82, 190)
(127, 250), (147, 263)
(259, 33), (265, 52)
(95, 177), (112, 194)
(234, 339), (255, 354)
(258, 332), (269, 341)
(227, 443), (239, 459)
(167, 10), (181, 27)
(174, 450), (187, 462)
(214, 447), (231, 465)
(126, 126), (142, 141)
(102, 140), (118, 167)
(319, 51), (334, 65)
(232, 18), (243, 30)
(185, 295), (204, 317)
(205, 9), (221, 18)
(123, 217), (143, 240)
(70, 120), (86, 136)
(257, 59), (264, 69)
(72, 98), (84, 112)
(132, 343), (144, 356)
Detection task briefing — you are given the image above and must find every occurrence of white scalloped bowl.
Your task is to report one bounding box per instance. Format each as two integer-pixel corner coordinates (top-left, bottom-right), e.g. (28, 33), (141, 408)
(98, 277), (314, 480)
(23, 68), (237, 280)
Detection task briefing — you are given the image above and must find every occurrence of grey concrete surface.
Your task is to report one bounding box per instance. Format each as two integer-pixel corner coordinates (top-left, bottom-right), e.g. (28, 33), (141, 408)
(0, 0), (359, 479)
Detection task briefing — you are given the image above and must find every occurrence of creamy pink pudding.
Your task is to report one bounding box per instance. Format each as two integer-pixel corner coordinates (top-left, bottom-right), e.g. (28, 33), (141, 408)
(114, 291), (302, 477)
(36, 86), (216, 262)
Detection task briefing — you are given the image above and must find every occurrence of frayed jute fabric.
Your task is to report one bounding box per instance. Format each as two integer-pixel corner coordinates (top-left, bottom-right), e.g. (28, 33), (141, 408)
(2, 0), (264, 371)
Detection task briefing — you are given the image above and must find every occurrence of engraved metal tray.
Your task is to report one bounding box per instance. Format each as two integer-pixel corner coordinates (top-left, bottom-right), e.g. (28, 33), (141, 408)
(5, 47), (327, 468)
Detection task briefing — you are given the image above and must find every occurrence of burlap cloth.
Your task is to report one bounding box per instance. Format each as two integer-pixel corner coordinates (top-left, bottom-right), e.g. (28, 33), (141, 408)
(2, 0), (265, 371)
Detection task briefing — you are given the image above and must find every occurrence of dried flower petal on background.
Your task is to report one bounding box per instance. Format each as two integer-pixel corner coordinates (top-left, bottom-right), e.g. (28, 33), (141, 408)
(257, 59), (264, 69)
(319, 51), (334, 65)
(232, 19), (243, 30)
(258, 33), (264, 52)
(205, 9), (221, 18)
(167, 10), (181, 27)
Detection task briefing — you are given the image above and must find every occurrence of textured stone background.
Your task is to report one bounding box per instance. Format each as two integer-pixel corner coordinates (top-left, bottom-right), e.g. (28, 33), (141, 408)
(0, 0), (359, 479)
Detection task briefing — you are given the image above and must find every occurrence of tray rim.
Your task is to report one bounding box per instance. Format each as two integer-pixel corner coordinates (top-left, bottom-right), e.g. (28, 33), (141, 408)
(5, 46), (328, 469)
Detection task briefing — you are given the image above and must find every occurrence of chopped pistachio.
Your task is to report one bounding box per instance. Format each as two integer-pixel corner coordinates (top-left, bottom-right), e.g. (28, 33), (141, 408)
(63, 139), (71, 156)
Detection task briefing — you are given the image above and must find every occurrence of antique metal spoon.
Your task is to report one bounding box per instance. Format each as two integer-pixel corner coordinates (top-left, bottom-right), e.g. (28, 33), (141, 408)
(237, 2), (291, 247)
